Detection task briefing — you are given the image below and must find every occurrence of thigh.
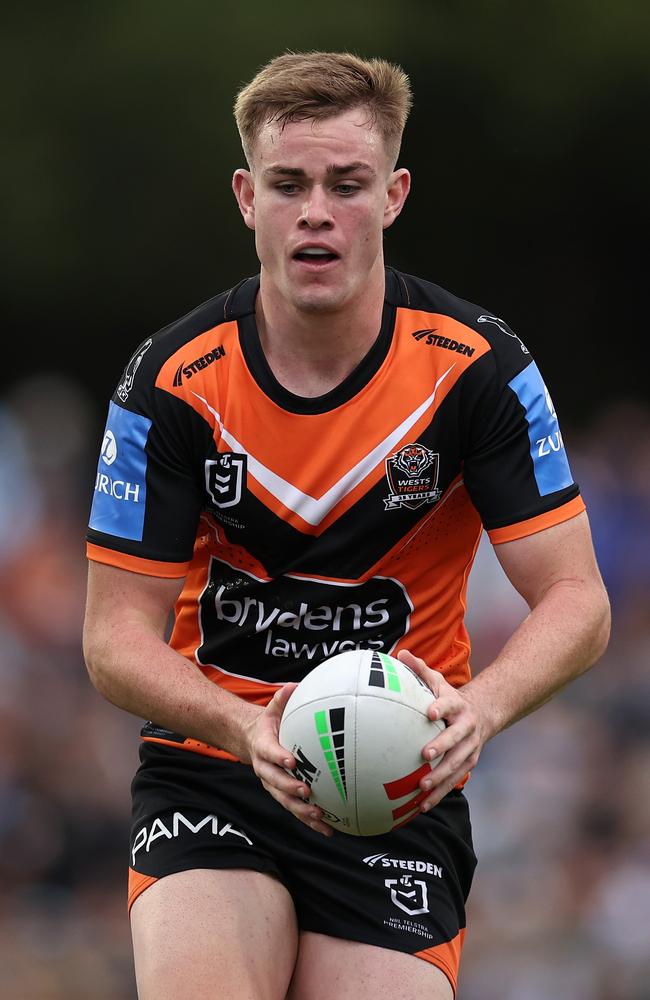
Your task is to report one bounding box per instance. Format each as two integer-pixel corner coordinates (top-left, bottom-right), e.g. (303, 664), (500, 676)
(288, 932), (453, 1000)
(279, 790), (476, 996)
(131, 868), (298, 1000)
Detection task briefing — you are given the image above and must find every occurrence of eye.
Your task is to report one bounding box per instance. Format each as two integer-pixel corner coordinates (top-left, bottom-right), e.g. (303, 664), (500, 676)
(277, 182), (299, 195)
(334, 183), (360, 196)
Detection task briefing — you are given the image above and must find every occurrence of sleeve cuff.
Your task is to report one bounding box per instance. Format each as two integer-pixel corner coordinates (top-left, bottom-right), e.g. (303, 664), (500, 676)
(86, 542), (190, 578)
(487, 495), (586, 545)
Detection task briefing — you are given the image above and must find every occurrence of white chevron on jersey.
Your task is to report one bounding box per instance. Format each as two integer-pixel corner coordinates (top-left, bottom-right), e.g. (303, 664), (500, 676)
(191, 364), (455, 527)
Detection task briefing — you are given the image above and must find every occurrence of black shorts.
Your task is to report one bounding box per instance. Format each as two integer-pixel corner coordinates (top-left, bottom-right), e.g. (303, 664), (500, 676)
(129, 743), (477, 993)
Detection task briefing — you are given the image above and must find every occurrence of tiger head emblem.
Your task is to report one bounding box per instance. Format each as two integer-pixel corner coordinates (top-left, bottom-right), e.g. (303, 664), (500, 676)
(392, 445), (433, 478)
(384, 443), (441, 511)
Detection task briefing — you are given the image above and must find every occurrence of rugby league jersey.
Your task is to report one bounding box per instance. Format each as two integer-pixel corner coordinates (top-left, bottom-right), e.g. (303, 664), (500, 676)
(87, 268), (584, 755)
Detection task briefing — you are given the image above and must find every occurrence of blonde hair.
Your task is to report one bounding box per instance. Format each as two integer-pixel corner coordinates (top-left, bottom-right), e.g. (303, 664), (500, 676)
(234, 51), (412, 168)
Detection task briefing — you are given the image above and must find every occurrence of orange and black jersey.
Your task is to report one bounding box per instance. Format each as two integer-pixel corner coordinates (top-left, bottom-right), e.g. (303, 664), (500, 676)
(87, 268), (584, 753)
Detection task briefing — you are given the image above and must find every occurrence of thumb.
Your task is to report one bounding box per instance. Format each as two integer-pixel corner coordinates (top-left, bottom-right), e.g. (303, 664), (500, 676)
(266, 681), (299, 721)
(267, 682), (300, 770)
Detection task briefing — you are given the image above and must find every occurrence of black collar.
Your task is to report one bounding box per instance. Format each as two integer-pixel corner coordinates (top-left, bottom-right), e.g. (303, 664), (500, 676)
(233, 268), (402, 415)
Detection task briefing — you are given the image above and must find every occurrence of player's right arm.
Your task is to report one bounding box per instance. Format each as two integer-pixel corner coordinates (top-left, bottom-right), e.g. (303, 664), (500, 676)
(83, 562), (333, 836)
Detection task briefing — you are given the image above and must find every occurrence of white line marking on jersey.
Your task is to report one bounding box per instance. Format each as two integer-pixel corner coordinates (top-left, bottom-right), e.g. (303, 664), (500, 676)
(191, 365), (455, 526)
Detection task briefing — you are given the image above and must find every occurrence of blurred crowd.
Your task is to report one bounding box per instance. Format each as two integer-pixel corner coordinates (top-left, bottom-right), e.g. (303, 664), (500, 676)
(1, 374), (648, 999)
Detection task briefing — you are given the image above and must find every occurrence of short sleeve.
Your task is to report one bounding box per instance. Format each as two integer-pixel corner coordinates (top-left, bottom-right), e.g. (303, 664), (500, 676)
(462, 331), (585, 544)
(86, 338), (210, 575)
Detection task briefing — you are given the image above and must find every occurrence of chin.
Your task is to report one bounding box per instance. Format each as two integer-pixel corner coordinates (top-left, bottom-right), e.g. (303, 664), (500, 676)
(293, 296), (342, 315)
(290, 282), (351, 315)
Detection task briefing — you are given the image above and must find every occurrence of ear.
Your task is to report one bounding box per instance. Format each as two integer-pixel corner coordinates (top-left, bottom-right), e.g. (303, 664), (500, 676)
(232, 169), (256, 230)
(383, 168), (411, 230)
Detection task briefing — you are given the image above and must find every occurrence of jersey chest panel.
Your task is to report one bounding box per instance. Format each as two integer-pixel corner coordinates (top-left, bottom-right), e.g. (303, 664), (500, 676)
(161, 310), (489, 689)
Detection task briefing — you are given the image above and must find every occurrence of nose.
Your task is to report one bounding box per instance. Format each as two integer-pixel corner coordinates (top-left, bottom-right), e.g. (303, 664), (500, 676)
(298, 186), (333, 229)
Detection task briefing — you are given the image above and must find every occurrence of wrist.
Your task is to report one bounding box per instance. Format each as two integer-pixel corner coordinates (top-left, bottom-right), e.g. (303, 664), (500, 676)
(218, 696), (263, 763)
(459, 680), (501, 744)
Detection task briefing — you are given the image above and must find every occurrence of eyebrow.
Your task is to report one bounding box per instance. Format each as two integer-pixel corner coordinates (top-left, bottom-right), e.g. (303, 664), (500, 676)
(262, 161), (376, 178)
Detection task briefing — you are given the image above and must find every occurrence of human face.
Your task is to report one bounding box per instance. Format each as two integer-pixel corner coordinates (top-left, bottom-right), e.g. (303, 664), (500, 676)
(233, 109), (410, 315)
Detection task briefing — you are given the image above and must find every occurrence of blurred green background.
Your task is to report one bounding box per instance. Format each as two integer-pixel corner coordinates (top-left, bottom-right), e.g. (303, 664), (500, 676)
(1, 3), (649, 998)
(3, 0), (649, 418)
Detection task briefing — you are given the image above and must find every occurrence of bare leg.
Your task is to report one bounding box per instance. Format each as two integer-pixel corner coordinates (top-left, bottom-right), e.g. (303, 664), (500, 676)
(131, 869), (298, 1000)
(288, 932), (454, 1000)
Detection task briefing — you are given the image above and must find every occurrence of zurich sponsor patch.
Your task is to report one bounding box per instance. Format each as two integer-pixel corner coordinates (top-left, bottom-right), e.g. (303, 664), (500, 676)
(89, 401), (151, 540)
(508, 362), (573, 497)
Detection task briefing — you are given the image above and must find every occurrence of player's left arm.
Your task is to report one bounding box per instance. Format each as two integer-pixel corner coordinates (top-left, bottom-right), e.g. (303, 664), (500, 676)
(399, 510), (611, 811)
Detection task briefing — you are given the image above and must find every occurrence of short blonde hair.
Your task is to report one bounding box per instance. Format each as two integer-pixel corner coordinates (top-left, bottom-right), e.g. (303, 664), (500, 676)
(234, 51), (412, 168)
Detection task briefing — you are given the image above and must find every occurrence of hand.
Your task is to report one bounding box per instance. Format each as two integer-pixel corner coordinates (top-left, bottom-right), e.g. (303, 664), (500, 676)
(241, 683), (333, 837)
(397, 649), (485, 812)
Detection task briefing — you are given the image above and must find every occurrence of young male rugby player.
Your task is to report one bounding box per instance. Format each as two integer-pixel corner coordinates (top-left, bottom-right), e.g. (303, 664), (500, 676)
(83, 52), (610, 999)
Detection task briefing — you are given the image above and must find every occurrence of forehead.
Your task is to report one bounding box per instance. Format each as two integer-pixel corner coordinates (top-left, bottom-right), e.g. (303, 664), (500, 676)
(253, 107), (388, 174)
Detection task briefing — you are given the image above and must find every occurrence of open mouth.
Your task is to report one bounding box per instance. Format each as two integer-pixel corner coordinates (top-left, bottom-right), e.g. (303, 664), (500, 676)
(293, 248), (339, 266)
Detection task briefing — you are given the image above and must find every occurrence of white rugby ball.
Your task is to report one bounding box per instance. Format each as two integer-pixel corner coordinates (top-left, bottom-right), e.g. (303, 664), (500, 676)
(279, 648), (445, 836)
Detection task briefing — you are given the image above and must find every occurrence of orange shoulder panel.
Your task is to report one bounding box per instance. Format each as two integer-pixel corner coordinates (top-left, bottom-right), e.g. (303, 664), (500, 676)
(155, 319), (240, 409)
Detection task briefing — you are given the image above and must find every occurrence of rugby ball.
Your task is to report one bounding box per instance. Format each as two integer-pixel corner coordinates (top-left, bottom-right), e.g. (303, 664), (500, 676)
(279, 648), (445, 836)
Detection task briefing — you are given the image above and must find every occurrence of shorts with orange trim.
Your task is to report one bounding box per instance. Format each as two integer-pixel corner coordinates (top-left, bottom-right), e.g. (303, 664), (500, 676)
(129, 743), (477, 996)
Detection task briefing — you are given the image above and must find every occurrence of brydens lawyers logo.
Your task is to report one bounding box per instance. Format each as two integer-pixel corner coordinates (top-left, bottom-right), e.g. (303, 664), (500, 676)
(197, 558), (412, 680)
(384, 443), (442, 511)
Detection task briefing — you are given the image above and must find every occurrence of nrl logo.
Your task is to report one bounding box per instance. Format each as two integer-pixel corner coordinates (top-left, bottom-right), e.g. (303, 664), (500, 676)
(385, 875), (430, 916)
(384, 444), (442, 511)
(205, 453), (246, 509)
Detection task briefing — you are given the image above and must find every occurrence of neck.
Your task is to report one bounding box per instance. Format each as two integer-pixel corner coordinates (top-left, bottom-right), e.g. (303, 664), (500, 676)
(255, 265), (386, 398)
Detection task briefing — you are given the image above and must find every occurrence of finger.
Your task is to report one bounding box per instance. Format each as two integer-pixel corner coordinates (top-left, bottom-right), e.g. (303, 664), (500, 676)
(397, 648), (425, 669)
(423, 717), (475, 761)
(264, 785), (334, 837)
(255, 758), (312, 799)
(257, 732), (297, 772)
(426, 693), (467, 724)
(418, 750), (478, 811)
(397, 649), (436, 682)
(397, 650), (446, 696)
(419, 777), (462, 812)
(420, 739), (479, 794)
(261, 683), (300, 769)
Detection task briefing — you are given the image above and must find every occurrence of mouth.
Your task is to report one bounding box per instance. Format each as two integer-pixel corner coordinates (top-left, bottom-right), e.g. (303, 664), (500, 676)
(292, 246), (340, 269)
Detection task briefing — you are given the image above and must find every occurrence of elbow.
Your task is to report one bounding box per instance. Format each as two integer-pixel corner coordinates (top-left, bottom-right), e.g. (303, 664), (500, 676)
(589, 582), (612, 664)
(82, 625), (113, 700)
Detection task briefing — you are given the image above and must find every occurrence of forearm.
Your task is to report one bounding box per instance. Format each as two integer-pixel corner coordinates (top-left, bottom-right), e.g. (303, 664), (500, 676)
(462, 577), (611, 742)
(84, 620), (260, 760)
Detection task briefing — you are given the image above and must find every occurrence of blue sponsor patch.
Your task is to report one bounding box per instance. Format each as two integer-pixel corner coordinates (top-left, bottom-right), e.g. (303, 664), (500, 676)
(508, 362), (574, 497)
(89, 401), (151, 540)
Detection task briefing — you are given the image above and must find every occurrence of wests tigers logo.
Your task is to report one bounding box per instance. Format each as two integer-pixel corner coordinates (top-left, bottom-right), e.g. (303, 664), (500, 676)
(393, 446), (432, 478)
(384, 443), (442, 511)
